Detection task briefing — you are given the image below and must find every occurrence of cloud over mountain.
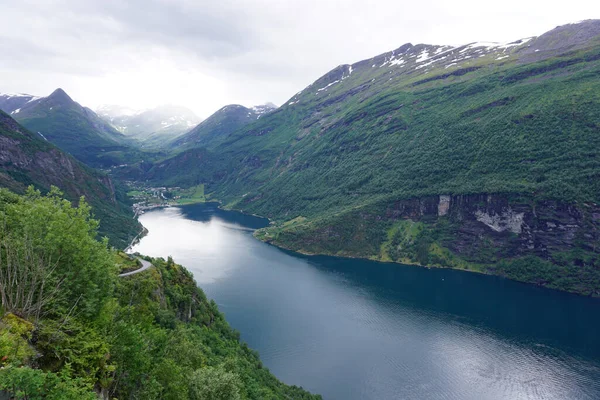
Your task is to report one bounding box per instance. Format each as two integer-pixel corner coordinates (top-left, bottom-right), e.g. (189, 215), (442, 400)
(1, 0), (599, 117)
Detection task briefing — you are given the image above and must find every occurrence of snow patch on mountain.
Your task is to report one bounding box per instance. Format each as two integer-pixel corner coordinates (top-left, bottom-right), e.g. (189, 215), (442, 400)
(463, 37), (533, 52)
(251, 103), (277, 119)
(0, 92), (44, 114)
(317, 80), (340, 92)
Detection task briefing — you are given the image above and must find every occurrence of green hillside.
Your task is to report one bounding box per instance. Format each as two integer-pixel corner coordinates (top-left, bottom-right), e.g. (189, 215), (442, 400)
(8, 89), (147, 168)
(0, 111), (140, 248)
(131, 20), (600, 295)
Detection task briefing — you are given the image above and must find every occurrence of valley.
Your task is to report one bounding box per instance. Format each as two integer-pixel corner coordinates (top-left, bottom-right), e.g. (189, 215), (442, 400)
(2, 21), (599, 295)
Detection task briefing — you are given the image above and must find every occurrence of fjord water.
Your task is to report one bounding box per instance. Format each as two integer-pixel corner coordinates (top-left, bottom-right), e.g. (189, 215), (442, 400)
(130, 203), (600, 400)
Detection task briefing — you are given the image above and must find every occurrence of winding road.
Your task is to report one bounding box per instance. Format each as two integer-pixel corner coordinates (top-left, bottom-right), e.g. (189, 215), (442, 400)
(118, 259), (152, 277)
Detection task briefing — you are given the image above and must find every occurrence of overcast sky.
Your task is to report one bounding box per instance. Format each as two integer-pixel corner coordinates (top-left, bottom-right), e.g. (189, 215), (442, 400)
(1, 0), (598, 117)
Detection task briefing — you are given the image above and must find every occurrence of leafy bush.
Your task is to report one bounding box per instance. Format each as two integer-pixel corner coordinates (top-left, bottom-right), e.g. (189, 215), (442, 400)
(0, 366), (96, 400)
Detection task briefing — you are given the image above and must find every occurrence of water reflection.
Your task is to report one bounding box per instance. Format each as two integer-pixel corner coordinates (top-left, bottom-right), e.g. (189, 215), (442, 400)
(131, 203), (600, 400)
(131, 206), (250, 283)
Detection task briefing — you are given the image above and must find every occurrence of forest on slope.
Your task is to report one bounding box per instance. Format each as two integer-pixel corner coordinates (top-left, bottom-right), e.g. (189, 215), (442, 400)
(0, 188), (319, 399)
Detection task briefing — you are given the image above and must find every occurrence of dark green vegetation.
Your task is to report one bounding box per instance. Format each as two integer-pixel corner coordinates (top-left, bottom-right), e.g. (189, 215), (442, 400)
(125, 21), (600, 295)
(0, 189), (320, 399)
(0, 111), (140, 248)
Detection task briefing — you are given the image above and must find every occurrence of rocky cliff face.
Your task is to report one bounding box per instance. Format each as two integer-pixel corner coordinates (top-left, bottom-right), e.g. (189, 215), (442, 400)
(383, 194), (600, 262)
(259, 192), (600, 295)
(0, 115), (112, 201)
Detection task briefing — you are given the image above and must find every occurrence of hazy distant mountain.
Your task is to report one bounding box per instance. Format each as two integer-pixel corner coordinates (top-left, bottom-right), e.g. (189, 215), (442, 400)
(0, 89), (138, 167)
(97, 104), (201, 147)
(95, 104), (139, 119)
(250, 103), (278, 118)
(171, 103), (277, 149)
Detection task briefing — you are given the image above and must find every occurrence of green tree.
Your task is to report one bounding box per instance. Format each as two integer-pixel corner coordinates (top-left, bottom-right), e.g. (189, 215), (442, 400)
(0, 365), (96, 400)
(0, 187), (117, 320)
(189, 366), (242, 400)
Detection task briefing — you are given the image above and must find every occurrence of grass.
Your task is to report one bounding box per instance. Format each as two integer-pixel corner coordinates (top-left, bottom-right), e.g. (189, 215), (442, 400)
(126, 190), (145, 197)
(173, 184), (206, 205)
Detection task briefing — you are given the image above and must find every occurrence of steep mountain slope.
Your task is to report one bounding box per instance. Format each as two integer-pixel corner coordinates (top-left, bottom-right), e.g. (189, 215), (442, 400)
(0, 110), (140, 247)
(97, 104), (201, 147)
(0, 89), (142, 167)
(138, 20), (600, 295)
(171, 103), (276, 149)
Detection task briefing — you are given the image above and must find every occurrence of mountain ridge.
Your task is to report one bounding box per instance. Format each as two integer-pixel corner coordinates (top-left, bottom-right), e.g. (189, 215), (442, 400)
(0, 88), (139, 167)
(170, 102), (277, 149)
(126, 19), (600, 295)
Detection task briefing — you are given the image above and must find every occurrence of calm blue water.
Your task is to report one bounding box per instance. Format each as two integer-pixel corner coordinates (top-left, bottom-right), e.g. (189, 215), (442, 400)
(131, 203), (600, 400)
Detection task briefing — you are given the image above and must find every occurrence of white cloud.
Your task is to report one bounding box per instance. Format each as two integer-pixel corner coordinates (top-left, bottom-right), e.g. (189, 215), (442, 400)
(0, 0), (598, 117)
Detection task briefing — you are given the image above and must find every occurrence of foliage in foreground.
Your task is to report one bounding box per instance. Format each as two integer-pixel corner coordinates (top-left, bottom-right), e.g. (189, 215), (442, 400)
(0, 188), (320, 399)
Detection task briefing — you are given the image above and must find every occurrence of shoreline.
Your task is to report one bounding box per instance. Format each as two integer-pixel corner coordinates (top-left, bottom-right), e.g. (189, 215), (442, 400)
(253, 233), (600, 299)
(129, 199), (600, 298)
(210, 201), (492, 275)
(255, 232), (491, 273)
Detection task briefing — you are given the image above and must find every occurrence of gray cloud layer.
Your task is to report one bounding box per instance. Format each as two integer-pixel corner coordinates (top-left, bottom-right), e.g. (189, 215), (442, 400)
(1, 0), (598, 116)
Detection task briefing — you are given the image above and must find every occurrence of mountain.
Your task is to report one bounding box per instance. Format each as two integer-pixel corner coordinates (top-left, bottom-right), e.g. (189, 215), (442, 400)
(124, 20), (600, 295)
(0, 92), (43, 113)
(0, 110), (141, 247)
(97, 104), (201, 147)
(171, 103), (277, 149)
(0, 89), (141, 168)
(251, 102), (278, 118)
(95, 104), (139, 119)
